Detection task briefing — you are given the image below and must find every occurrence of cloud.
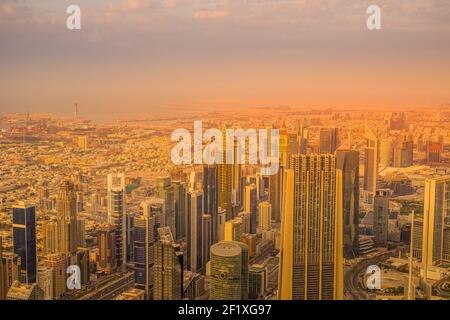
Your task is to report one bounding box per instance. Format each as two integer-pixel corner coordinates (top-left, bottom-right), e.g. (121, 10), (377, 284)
(193, 10), (229, 20)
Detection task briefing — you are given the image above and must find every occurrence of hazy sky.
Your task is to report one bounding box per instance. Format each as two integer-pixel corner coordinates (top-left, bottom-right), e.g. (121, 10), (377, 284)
(1, 0), (450, 117)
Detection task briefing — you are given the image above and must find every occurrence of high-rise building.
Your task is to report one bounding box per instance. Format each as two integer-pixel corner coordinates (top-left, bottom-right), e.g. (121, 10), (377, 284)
(153, 227), (183, 300)
(336, 150), (360, 259)
(13, 202), (37, 284)
(210, 241), (249, 300)
(97, 224), (117, 274)
(373, 190), (390, 247)
(278, 154), (342, 300)
(202, 214), (212, 267)
(155, 177), (176, 240)
(2, 252), (21, 292)
(6, 281), (42, 300)
(56, 180), (78, 256)
(379, 138), (392, 167)
(37, 266), (53, 300)
(186, 191), (204, 272)
(319, 127), (339, 154)
(393, 136), (413, 168)
(77, 218), (86, 248)
(134, 205), (156, 299)
(125, 212), (135, 263)
(244, 184), (257, 234)
(0, 237), (6, 300)
(43, 253), (67, 299)
(76, 247), (90, 286)
(422, 176), (450, 279)
(363, 126), (378, 205)
(268, 171), (282, 222)
(173, 181), (186, 241)
(224, 217), (244, 241)
(218, 136), (233, 219)
(249, 264), (267, 300)
(258, 201), (272, 232)
(107, 173), (126, 271)
(43, 221), (59, 254)
(203, 165), (218, 243)
(217, 209), (227, 242)
(426, 141), (442, 164)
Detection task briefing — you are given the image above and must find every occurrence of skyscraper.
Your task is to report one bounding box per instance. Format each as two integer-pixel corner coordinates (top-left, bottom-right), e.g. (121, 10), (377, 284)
(153, 227), (183, 300)
(13, 202), (37, 284)
(202, 214), (212, 267)
(278, 154), (342, 300)
(186, 191), (204, 273)
(43, 221), (59, 254)
(43, 253), (67, 300)
(203, 165), (218, 243)
(373, 190), (390, 247)
(319, 127), (339, 154)
(336, 150), (359, 259)
(107, 173), (126, 271)
(393, 135), (413, 168)
(56, 180), (78, 256)
(0, 237), (6, 300)
(97, 224), (117, 274)
(422, 176), (450, 279)
(258, 201), (272, 232)
(244, 184), (257, 234)
(210, 241), (249, 300)
(155, 177), (176, 239)
(173, 181), (186, 241)
(134, 204), (156, 299)
(363, 126), (378, 205)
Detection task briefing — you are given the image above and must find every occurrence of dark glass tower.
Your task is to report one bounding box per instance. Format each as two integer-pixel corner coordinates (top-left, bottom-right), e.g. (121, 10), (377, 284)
(13, 203), (37, 284)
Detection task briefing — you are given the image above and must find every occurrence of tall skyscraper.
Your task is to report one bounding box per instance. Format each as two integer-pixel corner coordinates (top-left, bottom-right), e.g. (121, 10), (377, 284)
(373, 190), (390, 247)
(202, 214), (212, 267)
(218, 128), (234, 219)
(134, 203), (156, 299)
(203, 165), (218, 243)
(363, 126), (378, 205)
(13, 202), (37, 284)
(319, 127), (339, 154)
(244, 184), (258, 234)
(336, 150), (360, 259)
(258, 201), (272, 232)
(186, 191), (204, 273)
(422, 176), (450, 279)
(97, 224), (117, 274)
(107, 173), (126, 271)
(43, 221), (59, 254)
(278, 154), (342, 300)
(268, 172), (282, 222)
(43, 253), (67, 299)
(210, 241), (249, 300)
(224, 217), (244, 241)
(393, 135), (413, 168)
(173, 181), (186, 241)
(153, 227), (183, 300)
(379, 138), (392, 167)
(0, 237), (6, 300)
(155, 177), (176, 239)
(56, 180), (78, 256)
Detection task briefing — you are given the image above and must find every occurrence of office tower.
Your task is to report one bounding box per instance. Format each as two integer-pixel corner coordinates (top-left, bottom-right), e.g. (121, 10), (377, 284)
(210, 241), (249, 300)
(412, 217), (423, 260)
(186, 191), (204, 272)
(134, 207), (155, 299)
(97, 224), (117, 274)
(142, 198), (165, 229)
(224, 217), (244, 241)
(297, 123), (309, 154)
(107, 173), (126, 271)
(43, 254), (67, 299)
(393, 136), (413, 167)
(90, 192), (99, 215)
(155, 177), (176, 239)
(217, 209), (227, 242)
(363, 126), (378, 204)
(153, 227), (183, 300)
(6, 281), (42, 300)
(37, 266), (53, 300)
(319, 127), (339, 154)
(76, 248), (90, 286)
(278, 154), (342, 300)
(43, 221), (58, 254)
(173, 181), (186, 241)
(126, 212), (135, 263)
(241, 233), (257, 257)
(422, 176), (450, 279)
(77, 218), (86, 248)
(373, 190), (390, 247)
(76, 191), (84, 213)
(336, 150), (360, 259)
(13, 202), (37, 284)
(379, 138), (392, 167)
(203, 165), (218, 243)
(426, 141), (442, 164)
(0, 237), (5, 300)
(218, 142), (233, 219)
(249, 264), (267, 300)
(244, 184), (257, 234)
(279, 122), (290, 168)
(2, 252), (20, 291)
(258, 201), (272, 231)
(77, 135), (88, 150)
(202, 214), (212, 267)
(238, 211), (251, 234)
(56, 180), (78, 256)
(268, 171), (282, 222)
